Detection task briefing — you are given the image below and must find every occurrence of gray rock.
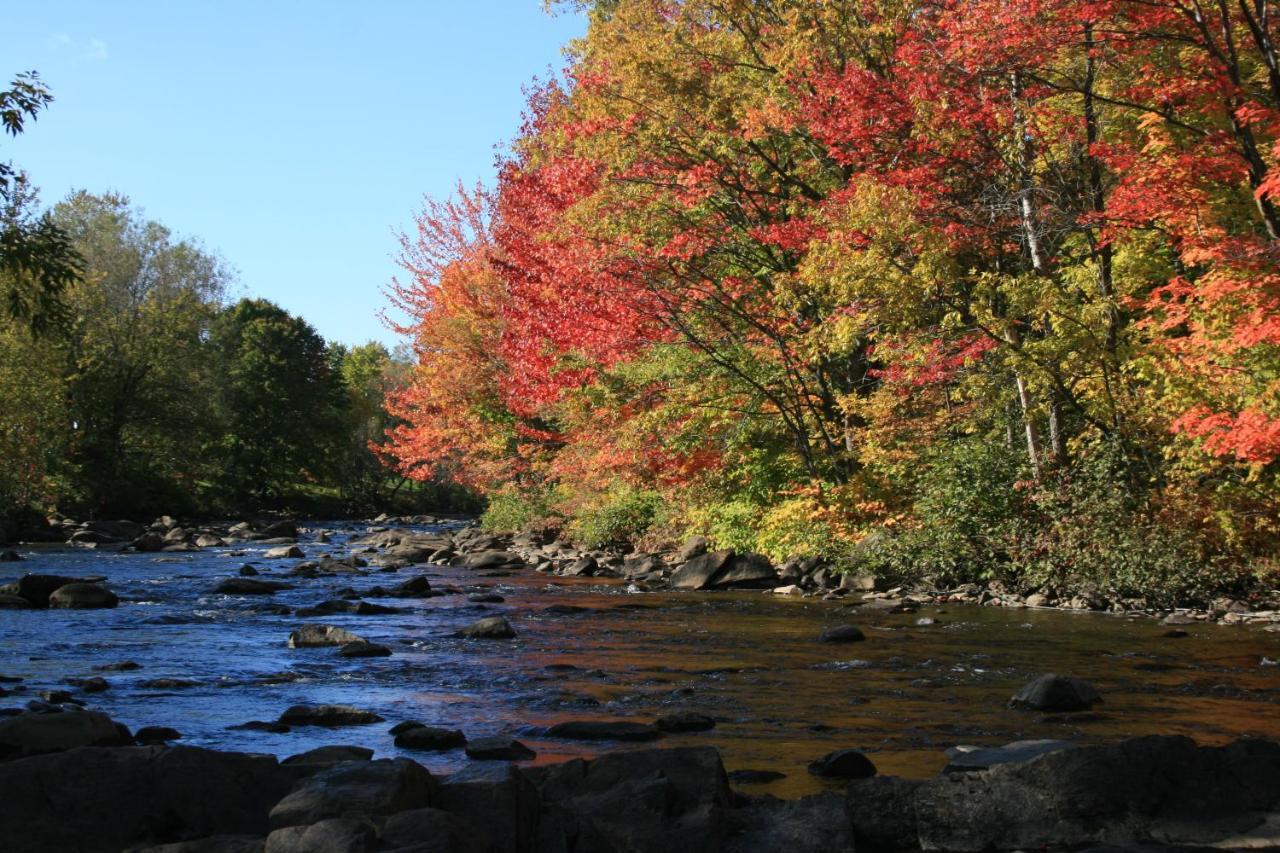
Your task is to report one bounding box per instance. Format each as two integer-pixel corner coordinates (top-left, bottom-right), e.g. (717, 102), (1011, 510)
(287, 624), (366, 648)
(49, 582), (119, 609)
(678, 535), (710, 561)
(1009, 673), (1101, 711)
(277, 705), (384, 727)
(268, 758), (435, 829)
(0, 709), (133, 757)
(464, 736), (535, 761)
(809, 749), (877, 779)
(562, 556), (598, 577)
(0, 745), (293, 853)
(0, 593), (32, 608)
(296, 600), (399, 616)
(455, 616), (516, 639)
(264, 545), (304, 559)
(394, 726), (465, 751)
(545, 720), (662, 742)
(389, 576), (434, 598)
(463, 551), (521, 569)
(265, 818), (375, 853)
(845, 775), (923, 850)
(669, 549), (734, 590)
(0, 549), (21, 562)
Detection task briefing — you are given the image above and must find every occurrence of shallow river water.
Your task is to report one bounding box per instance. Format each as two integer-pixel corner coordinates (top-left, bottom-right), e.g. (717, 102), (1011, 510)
(2, 520), (1279, 798)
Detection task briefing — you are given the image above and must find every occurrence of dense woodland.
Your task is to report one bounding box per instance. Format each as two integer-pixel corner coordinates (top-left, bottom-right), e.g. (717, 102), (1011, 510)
(0, 76), (453, 522)
(382, 0), (1280, 604)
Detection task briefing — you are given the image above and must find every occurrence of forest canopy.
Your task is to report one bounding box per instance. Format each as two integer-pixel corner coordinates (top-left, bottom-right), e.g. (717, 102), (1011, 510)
(383, 0), (1280, 603)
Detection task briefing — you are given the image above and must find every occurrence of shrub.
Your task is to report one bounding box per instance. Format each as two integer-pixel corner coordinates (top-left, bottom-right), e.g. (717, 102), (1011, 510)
(570, 486), (665, 549)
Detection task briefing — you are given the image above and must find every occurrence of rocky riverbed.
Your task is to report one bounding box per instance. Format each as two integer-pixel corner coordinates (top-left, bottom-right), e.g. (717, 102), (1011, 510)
(2, 515), (1280, 850)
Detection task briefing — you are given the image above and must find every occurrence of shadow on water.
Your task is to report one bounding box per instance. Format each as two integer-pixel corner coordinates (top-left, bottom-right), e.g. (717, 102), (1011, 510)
(2, 521), (1279, 798)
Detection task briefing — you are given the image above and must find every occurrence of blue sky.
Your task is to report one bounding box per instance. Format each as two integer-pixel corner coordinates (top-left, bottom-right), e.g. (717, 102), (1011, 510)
(2, 2), (586, 347)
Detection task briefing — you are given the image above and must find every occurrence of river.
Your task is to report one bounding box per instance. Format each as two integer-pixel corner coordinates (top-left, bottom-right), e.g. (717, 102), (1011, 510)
(2, 519), (1278, 798)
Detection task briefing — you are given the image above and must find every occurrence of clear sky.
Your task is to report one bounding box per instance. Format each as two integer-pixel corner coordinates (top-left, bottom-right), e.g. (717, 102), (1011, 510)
(2, 2), (585, 347)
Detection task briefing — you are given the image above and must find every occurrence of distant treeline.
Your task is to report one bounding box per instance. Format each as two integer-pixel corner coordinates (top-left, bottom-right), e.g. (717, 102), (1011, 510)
(0, 189), (469, 522)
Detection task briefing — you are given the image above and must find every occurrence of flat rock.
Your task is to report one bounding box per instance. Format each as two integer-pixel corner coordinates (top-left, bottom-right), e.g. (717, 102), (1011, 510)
(394, 725), (465, 751)
(545, 720), (662, 742)
(464, 736), (536, 761)
(277, 705), (384, 727)
(944, 739), (1075, 773)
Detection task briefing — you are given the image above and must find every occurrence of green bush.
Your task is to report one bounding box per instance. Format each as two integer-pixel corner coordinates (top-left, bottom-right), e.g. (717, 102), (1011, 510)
(571, 486), (665, 549)
(481, 484), (559, 532)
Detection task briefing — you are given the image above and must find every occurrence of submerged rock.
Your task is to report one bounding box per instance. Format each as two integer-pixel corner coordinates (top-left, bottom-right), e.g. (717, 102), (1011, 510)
(944, 739), (1075, 773)
(819, 625), (866, 643)
(655, 712), (716, 733)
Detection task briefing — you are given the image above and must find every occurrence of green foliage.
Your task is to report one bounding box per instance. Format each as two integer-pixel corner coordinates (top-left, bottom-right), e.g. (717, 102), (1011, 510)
(481, 484), (560, 532)
(569, 486), (665, 549)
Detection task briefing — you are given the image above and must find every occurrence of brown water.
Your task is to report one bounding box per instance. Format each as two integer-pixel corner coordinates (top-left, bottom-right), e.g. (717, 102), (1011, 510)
(2, 520), (1278, 798)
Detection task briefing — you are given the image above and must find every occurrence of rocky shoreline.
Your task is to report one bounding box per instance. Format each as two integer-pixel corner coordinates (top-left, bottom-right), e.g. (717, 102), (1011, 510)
(3, 512), (1279, 629)
(0, 704), (1277, 852)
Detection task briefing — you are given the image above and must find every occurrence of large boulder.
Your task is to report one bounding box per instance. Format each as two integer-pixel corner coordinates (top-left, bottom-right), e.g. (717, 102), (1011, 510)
(268, 758), (435, 829)
(394, 726), (466, 751)
(49, 583), (118, 609)
(287, 624), (366, 648)
(527, 746), (732, 853)
(462, 551), (522, 570)
(435, 763), (541, 853)
(709, 552), (777, 589)
(846, 735), (1280, 852)
(1009, 673), (1101, 712)
(669, 550), (734, 590)
(264, 545), (304, 560)
(0, 745), (294, 853)
(0, 710), (133, 758)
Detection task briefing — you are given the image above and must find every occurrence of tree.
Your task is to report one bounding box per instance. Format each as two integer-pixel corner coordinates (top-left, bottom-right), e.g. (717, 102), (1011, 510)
(1, 72), (80, 335)
(208, 298), (348, 503)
